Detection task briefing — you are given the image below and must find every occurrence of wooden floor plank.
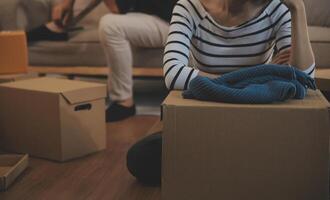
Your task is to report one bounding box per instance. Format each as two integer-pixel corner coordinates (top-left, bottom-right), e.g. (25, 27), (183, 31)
(0, 116), (161, 200)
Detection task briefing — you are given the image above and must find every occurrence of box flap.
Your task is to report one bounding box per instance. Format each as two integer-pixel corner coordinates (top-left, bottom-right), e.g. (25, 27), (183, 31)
(0, 154), (28, 191)
(163, 90), (330, 109)
(61, 86), (107, 104)
(0, 77), (107, 103)
(0, 77), (105, 93)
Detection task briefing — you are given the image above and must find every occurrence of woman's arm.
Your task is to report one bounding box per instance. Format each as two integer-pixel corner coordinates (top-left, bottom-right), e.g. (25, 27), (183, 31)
(282, 0), (315, 71)
(52, 0), (72, 21)
(163, 1), (200, 90)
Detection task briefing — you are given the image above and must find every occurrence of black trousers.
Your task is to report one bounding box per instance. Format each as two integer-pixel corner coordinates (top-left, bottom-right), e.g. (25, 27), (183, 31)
(126, 132), (162, 186)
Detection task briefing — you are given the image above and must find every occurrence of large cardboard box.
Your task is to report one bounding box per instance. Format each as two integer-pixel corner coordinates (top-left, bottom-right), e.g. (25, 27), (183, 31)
(0, 32), (28, 75)
(0, 78), (107, 161)
(0, 154), (28, 191)
(162, 91), (330, 200)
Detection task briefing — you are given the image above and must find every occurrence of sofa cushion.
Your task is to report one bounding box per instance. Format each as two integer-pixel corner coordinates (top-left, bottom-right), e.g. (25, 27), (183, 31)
(20, 0), (53, 30)
(69, 29), (99, 43)
(0, 0), (21, 30)
(308, 26), (330, 42)
(29, 41), (164, 68)
(307, 26), (330, 68)
(311, 42), (330, 68)
(305, 0), (330, 27)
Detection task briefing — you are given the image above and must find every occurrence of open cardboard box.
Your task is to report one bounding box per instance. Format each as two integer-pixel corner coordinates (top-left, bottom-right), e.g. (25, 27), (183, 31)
(0, 77), (107, 162)
(162, 90), (330, 200)
(0, 154), (28, 191)
(0, 32), (28, 75)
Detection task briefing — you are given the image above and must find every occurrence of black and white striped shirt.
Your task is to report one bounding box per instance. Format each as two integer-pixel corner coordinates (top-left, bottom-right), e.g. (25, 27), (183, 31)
(163, 0), (315, 90)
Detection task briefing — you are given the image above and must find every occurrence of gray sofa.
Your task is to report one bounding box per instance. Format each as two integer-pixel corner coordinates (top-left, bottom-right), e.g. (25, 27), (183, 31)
(0, 0), (330, 71)
(0, 0), (163, 70)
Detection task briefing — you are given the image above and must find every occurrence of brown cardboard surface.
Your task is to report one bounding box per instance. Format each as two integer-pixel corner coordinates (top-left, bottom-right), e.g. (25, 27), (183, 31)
(0, 154), (28, 191)
(0, 32), (28, 75)
(162, 90), (330, 200)
(0, 78), (107, 161)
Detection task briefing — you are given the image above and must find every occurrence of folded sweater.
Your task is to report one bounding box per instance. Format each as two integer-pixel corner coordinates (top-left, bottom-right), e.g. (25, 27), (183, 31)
(182, 64), (316, 104)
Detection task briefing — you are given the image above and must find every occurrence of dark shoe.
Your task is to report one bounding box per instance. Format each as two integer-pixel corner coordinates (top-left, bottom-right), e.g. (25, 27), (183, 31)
(27, 24), (69, 42)
(106, 102), (136, 122)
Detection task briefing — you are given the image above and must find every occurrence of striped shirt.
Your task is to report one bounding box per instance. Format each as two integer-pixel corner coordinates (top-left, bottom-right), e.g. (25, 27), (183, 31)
(163, 0), (315, 90)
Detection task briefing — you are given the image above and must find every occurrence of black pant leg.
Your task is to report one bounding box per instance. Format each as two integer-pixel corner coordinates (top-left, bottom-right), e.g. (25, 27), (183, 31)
(126, 132), (162, 186)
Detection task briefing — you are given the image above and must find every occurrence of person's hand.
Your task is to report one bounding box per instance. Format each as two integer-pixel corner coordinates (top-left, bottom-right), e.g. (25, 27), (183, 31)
(52, 4), (67, 21)
(198, 70), (220, 79)
(281, 0), (305, 11)
(271, 49), (291, 65)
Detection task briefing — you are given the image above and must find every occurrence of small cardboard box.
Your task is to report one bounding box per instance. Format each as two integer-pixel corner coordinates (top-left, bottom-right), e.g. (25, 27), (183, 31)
(0, 78), (107, 162)
(0, 32), (28, 75)
(0, 154), (28, 191)
(162, 91), (330, 200)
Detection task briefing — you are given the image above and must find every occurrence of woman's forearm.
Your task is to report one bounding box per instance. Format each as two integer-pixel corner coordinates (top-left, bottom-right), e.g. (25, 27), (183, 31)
(289, 2), (315, 70)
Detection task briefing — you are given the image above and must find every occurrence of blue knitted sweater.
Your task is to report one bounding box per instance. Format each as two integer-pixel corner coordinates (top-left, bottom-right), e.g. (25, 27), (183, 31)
(182, 64), (316, 104)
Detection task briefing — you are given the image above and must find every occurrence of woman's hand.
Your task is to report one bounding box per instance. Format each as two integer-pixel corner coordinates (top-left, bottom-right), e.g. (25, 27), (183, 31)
(271, 49), (291, 65)
(52, 4), (65, 21)
(199, 71), (220, 79)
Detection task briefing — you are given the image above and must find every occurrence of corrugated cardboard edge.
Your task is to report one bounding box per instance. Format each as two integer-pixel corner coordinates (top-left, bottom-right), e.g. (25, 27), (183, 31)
(0, 154), (29, 191)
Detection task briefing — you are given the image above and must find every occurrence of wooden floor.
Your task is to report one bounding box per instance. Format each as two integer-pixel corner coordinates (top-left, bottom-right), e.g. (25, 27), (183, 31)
(0, 115), (161, 200)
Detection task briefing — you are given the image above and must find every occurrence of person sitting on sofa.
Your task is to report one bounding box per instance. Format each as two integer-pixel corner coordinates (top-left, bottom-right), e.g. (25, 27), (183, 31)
(27, 0), (107, 42)
(99, 0), (178, 122)
(126, 0), (315, 186)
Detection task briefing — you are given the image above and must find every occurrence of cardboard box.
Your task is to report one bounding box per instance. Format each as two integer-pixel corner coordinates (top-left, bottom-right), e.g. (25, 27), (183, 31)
(0, 154), (28, 191)
(0, 32), (28, 75)
(162, 91), (330, 200)
(0, 77), (107, 161)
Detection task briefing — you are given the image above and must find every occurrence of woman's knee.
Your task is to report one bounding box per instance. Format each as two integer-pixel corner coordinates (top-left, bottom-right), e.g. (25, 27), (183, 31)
(126, 132), (162, 186)
(99, 14), (125, 37)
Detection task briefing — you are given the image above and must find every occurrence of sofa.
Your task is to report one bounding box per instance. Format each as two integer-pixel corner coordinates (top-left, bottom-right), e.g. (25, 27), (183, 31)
(0, 0), (164, 77)
(0, 0), (329, 76)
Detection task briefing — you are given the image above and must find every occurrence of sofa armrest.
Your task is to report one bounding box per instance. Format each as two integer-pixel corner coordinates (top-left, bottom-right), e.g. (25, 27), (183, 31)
(0, 0), (56, 31)
(0, 0), (22, 30)
(20, 0), (54, 30)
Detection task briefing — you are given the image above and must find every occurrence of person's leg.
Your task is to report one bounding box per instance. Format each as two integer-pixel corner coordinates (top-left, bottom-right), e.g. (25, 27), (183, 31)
(99, 13), (169, 122)
(127, 132), (162, 186)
